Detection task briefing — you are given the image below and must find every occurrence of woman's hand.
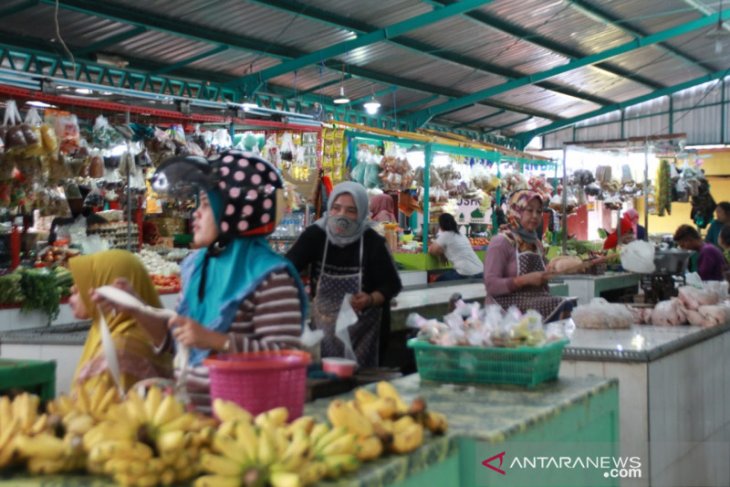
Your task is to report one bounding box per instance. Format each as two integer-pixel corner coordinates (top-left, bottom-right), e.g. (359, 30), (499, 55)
(90, 278), (141, 316)
(350, 292), (373, 312)
(168, 315), (227, 350)
(515, 271), (549, 288)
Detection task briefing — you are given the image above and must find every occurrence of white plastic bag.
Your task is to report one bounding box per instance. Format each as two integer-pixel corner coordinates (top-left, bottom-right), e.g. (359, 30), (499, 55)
(620, 240), (656, 274)
(335, 293), (359, 364)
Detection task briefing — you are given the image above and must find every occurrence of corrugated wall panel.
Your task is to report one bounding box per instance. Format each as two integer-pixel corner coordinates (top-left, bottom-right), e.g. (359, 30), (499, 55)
(674, 105), (722, 144)
(673, 79), (723, 110)
(544, 127), (574, 150)
(624, 114), (669, 138)
(575, 122), (622, 142)
(625, 97), (670, 118)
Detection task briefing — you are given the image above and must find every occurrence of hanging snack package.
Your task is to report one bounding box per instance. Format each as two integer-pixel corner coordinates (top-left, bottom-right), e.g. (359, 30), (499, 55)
(22, 107), (43, 157)
(54, 113), (81, 154)
(3, 100), (27, 155)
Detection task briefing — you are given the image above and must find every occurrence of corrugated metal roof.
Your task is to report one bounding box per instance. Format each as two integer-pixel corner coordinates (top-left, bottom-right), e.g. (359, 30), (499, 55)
(0, 0), (724, 139)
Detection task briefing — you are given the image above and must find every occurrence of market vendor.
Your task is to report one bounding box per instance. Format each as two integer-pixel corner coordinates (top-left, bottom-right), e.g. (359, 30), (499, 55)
(673, 224), (728, 281)
(483, 190), (575, 322)
(704, 201), (730, 246)
(93, 150), (306, 413)
(602, 209), (644, 250)
(69, 249), (173, 391)
(369, 193), (397, 223)
(428, 213), (483, 282)
(286, 181), (402, 368)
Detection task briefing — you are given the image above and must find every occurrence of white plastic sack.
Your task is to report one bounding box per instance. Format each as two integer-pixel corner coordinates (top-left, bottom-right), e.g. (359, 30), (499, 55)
(572, 298), (635, 329)
(620, 240), (656, 274)
(335, 293), (359, 364)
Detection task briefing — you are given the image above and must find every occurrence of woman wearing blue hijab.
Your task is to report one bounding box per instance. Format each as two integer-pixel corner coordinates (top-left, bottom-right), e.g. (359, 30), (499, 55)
(94, 150), (306, 413)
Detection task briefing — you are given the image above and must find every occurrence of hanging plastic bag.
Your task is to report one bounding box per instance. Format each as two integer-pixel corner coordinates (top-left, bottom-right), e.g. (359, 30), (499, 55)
(54, 113), (81, 154)
(334, 293), (359, 364)
(620, 240), (656, 274)
(3, 100), (27, 155)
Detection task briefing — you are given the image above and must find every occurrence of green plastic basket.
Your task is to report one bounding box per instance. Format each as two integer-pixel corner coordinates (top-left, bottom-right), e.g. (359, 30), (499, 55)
(407, 338), (568, 388)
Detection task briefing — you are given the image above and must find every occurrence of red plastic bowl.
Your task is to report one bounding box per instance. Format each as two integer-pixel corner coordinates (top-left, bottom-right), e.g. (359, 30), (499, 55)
(322, 357), (357, 378)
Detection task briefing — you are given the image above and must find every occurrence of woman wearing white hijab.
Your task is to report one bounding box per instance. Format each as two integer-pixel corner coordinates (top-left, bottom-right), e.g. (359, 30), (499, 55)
(286, 182), (402, 367)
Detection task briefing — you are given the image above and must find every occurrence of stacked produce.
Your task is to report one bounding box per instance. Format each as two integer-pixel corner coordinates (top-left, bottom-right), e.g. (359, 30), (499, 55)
(196, 382), (448, 487)
(0, 266), (75, 317)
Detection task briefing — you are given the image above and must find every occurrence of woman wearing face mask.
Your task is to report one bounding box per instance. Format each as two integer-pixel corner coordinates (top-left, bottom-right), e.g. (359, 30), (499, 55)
(93, 151), (306, 413)
(483, 190), (574, 322)
(69, 249), (173, 391)
(286, 182), (402, 368)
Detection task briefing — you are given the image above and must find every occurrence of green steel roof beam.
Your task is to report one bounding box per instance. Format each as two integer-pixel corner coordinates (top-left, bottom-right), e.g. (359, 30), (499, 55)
(76, 27), (147, 56)
(451, 109), (506, 129)
(485, 116), (533, 134)
(429, 0), (664, 90)
(40, 0), (292, 60)
(389, 94), (440, 115)
(152, 45), (228, 75)
(405, 10), (729, 128)
(0, 0), (39, 18)
(568, 0), (715, 73)
(247, 0), (614, 108)
(42, 0), (554, 122)
(515, 68), (730, 144)
(227, 0), (494, 93)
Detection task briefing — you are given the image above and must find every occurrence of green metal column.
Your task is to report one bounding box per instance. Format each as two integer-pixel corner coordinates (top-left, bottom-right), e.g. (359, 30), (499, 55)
(422, 144), (433, 254)
(722, 78), (726, 144)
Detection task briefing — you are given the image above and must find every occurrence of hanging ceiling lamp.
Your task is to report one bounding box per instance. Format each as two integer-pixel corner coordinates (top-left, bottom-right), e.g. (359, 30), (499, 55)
(363, 97), (381, 115)
(333, 64), (350, 104)
(707, 0), (730, 54)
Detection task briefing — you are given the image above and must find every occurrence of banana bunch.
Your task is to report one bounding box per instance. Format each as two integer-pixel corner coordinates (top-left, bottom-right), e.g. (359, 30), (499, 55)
(84, 386), (215, 486)
(48, 375), (120, 422)
(0, 392), (52, 471)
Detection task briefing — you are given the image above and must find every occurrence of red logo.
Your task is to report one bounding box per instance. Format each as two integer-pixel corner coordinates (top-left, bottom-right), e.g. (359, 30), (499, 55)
(482, 451), (506, 475)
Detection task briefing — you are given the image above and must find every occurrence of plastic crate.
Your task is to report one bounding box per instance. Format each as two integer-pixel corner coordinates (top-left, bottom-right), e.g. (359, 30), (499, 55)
(407, 338), (568, 388)
(0, 359), (56, 401)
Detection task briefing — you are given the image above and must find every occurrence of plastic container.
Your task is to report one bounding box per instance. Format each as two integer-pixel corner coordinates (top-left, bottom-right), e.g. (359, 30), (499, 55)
(407, 338), (568, 388)
(204, 350), (310, 419)
(322, 357), (357, 378)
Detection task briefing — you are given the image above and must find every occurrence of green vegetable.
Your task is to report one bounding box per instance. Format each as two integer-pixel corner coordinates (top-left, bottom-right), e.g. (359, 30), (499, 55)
(0, 272), (23, 304)
(19, 268), (60, 321)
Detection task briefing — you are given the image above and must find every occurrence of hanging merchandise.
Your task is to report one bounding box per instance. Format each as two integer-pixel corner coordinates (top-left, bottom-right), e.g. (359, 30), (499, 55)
(690, 178), (716, 229)
(322, 127), (346, 182)
(655, 159), (672, 216)
(500, 171), (528, 196)
(378, 156), (413, 192)
(595, 165), (612, 189)
(92, 115), (123, 149)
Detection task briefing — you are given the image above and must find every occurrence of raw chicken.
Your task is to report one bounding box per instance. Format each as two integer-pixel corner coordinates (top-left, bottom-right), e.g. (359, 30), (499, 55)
(684, 309), (705, 327)
(651, 298), (687, 326)
(547, 256), (584, 274)
(696, 305), (729, 327)
(572, 298), (634, 329)
(677, 286), (720, 310)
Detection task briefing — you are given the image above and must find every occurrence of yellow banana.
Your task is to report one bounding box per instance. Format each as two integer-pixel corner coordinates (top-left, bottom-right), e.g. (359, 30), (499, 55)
(15, 433), (66, 460)
(376, 381), (408, 413)
(124, 390), (148, 425)
(65, 413), (95, 435)
(194, 474), (242, 487)
(104, 457), (133, 474)
(200, 452), (243, 476)
(153, 394), (184, 427)
(212, 398), (253, 423)
(233, 419), (258, 463)
(354, 388), (378, 405)
(273, 427), (290, 457)
(390, 423), (424, 454)
(299, 461), (327, 485)
(320, 432), (356, 456)
(278, 435), (310, 471)
(157, 430), (186, 454)
(356, 435), (383, 461)
(213, 433), (251, 465)
(29, 414), (49, 435)
(309, 423), (329, 447)
(327, 400), (373, 438)
(144, 386), (163, 422)
(285, 415), (315, 436)
(424, 411), (448, 435)
(26, 456), (67, 474)
(254, 406), (288, 428)
(323, 453), (359, 478)
(270, 471), (301, 487)
(160, 468), (176, 486)
(257, 428), (276, 466)
(134, 473), (160, 487)
(0, 396), (12, 433)
(393, 415), (416, 434)
(158, 412), (196, 434)
(314, 426), (348, 453)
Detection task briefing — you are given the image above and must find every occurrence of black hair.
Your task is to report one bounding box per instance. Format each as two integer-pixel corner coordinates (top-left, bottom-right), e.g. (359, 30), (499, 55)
(720, 225), (730, 246)
(438, 213), (458, 233)
(717, 201), (730, 214)
(673, 224), (701, 242)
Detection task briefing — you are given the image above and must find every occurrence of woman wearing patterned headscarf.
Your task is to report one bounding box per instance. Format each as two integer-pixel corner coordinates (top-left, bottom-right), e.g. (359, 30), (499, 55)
(483, 190), (573, 322)
(93, 150), (306, 413)
(287, 182), (402, 368)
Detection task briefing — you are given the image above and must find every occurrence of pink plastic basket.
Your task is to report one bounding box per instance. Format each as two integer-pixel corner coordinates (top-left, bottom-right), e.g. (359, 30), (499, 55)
(204, 350), (310, 420)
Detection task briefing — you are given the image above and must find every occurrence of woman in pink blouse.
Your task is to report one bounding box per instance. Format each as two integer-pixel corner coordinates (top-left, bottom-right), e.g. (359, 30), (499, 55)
(483, 190), (573, 322)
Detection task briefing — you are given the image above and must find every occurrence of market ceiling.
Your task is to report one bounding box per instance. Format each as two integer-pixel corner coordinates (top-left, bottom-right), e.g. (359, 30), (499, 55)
(0, 0), (729, 148)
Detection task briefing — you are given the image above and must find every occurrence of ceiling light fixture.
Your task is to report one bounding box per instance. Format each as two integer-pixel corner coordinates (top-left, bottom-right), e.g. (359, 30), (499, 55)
(333, 64), (350, 104)
(364, 96), (381, 115)
(74, 88), (93, 95)
(707, 0), (730, 54)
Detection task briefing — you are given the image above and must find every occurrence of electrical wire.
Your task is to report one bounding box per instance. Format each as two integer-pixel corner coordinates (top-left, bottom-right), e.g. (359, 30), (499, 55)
(54, 0), (76, 75)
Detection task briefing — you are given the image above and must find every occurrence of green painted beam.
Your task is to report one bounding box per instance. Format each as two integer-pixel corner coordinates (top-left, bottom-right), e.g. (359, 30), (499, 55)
(0, 0), (38, 18)
(390, 94), (440, 115)
(430, 0), (664, 90)
(406, 10), (728, 128)
(152, 45), (228, 75)
(569, 0), (715, 73)
(247, 0), (614, 108)
(76, 27), (146, 56)
(452, 109), (505, 129)
(516, 68), (730, 144)
(227, 0), (494, 93)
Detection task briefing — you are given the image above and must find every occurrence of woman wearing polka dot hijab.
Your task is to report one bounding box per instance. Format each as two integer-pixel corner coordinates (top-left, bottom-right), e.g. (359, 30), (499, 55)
(96, 150), (307, 413)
